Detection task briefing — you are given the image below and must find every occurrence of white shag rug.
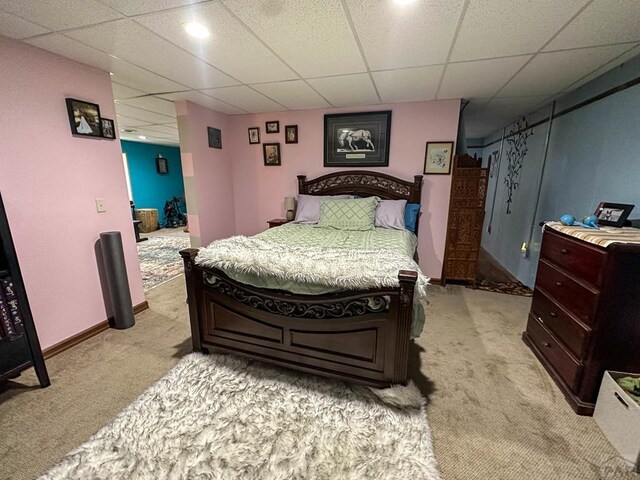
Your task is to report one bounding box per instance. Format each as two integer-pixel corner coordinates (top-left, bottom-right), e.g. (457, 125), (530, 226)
(41, 353), (441, 480)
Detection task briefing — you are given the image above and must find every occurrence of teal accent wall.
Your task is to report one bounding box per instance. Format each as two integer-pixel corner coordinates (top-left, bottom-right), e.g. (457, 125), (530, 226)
(121, 140), (184, 226)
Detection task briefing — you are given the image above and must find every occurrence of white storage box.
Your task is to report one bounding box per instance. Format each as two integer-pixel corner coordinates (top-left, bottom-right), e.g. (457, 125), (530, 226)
(593, 371), (640, 473)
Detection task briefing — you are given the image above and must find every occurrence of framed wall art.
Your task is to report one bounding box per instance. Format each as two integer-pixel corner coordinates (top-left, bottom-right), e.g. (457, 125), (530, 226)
(101, 118), (115, 139)
(324, 111), (391, 167)
(285, 125), (298, 144)
(66, 98), (102, 137)
(156, 155), (169, 174)
(263, 143), (281, 166)
(594, 202), (634, 227)
(248, 127), (260, 144)
(208, 127), (222, 149)
(266, 121), (279, 134)
(423, 141), (454, 175)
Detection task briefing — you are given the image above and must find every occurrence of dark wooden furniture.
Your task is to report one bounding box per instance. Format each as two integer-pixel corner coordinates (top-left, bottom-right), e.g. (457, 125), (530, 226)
(442, 155), (488, 283)
(181, 171), (423, 388)
(0, 192), (49, 387)
(267, 218), (291, 229)
(523, 227), (640, 415)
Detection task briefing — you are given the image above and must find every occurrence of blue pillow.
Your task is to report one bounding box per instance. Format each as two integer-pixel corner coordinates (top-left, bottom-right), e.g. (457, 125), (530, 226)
(404, 203), (421, 233)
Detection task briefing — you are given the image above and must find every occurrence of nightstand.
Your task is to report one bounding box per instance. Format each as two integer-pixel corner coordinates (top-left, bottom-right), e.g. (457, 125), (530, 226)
(267, 218), (291, 228)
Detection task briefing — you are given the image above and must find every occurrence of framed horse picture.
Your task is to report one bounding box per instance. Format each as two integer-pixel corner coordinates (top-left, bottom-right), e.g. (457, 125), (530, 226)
(324, 111), (391, 167)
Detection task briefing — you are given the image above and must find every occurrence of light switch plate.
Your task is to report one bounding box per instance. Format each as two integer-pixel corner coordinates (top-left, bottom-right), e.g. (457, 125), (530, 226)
(95, 198), (106, 213)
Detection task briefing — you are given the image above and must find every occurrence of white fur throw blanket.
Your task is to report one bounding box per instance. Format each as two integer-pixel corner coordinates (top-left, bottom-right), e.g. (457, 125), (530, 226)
(196, 236), (429, 301)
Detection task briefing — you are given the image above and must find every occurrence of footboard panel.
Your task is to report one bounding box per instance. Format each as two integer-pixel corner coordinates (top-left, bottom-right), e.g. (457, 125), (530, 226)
(180, 249), (416, 388)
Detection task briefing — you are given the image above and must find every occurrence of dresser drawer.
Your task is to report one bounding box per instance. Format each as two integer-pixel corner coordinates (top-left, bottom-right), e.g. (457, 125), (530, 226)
(540, 231), (606, 286)
(535, 260), (599, 325)
(531, 290), (590, 358)
(526, 314), (583, 390)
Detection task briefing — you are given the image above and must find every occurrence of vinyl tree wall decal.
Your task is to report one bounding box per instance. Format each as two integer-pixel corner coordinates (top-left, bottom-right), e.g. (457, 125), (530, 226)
(503, 117), (534, 214)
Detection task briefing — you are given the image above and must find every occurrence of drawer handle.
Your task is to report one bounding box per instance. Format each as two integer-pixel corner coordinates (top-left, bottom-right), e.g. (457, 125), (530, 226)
(543, 342), (551, 348)
(556, 281), (563, 287)
(561, 248), (569, 254)
(549, 312), (558, 318)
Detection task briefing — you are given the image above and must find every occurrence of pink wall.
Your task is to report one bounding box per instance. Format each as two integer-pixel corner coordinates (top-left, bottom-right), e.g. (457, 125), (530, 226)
(176, 101), (235, 247)
(227, 100), (460, 279)
(0, 38), (145, 350)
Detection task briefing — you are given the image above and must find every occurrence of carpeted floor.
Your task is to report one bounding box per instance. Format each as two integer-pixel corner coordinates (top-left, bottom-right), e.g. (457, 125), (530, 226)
(137, 234), (190, 290)
(0, 277), (636, 480)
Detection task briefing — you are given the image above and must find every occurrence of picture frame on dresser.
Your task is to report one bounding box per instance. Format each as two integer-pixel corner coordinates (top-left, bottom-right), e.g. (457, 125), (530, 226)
(594, 202), (634, 227)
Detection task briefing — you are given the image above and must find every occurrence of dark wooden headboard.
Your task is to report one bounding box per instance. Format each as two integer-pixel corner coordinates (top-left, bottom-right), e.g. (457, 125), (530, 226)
(297, 170), (423, 204)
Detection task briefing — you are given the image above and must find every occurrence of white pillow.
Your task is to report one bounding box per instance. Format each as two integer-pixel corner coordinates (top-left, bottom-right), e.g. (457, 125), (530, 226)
(374, 199), (407, 230)
(294, 194), (351, 224)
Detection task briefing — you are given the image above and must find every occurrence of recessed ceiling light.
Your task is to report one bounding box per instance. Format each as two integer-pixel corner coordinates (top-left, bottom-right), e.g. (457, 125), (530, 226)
(138, 135), (147, 140)
(393, 0), (415, 4)
(183, 22), (210, 39)
(109, 72), (114, 76)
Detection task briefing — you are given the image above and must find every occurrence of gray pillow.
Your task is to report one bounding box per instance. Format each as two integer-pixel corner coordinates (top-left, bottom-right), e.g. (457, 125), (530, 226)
(374, 199), (407, 230)
(294, 194), (351, 224)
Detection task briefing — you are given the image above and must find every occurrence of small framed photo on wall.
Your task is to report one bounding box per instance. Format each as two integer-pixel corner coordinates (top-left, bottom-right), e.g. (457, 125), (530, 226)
(101, 118), (115, 139)
(263, 143), (281, 166)
(285, 125), (298, 144)
(208, 127), (222, 149)
(156, 155), (169, 174)
(248, 127), (260, 144)
(266, 121), (279, 134)
(424, 141), (454, 175)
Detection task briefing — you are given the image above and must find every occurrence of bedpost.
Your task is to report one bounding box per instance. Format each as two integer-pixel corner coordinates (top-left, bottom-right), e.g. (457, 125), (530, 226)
(180, 248), (203, 352)
(394, 270), (418, 384)
(297, 175), (307, 195)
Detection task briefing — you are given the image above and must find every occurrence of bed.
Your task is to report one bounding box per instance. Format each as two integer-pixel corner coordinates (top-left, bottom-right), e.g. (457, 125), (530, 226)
(180, 171), (424, 388)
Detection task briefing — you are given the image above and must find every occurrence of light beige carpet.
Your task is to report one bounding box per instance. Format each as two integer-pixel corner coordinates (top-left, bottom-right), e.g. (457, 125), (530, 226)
(0, 277), (635, 479)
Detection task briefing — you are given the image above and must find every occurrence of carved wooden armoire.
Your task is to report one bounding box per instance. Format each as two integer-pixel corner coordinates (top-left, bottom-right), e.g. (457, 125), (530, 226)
(442, 155), (488, 283)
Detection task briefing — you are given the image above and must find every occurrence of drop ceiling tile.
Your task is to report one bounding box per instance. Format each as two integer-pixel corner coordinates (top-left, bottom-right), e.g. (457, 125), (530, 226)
(109, 58), (187, 93)
(26, 33), (114, 71)
(200, 86), (285, 113)
(116, 115), (153, 127)
(451, 0), (588, 62)
(438, 55), (531, 99)
(562, 44), (640, 92)
(372, 65), (443, 103)
(121, 133), (178, 145)
(135, 3), (297, 84)
(252, 81), (330, 109)
(499, 44), (633, 96)
(115, 103), (175, 124)
(100, 0), (206, 16)
(346, 0), (464, 70)
(66, 19), (238, 90)
(0, 10), (50, 39)
(118, 96), (177, 117)
(159, 91), (247, 115)
(0, 0), (123, 31)
(111, 82), (147, 100)
(307, 74), (379, 107)
(545, 0), (640, 51)
(142, 124), (180, 136)
(223, 0), (366, 77)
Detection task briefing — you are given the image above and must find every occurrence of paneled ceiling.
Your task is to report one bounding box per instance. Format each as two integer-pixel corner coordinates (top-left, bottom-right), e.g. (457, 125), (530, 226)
(2, 0), (639, 142)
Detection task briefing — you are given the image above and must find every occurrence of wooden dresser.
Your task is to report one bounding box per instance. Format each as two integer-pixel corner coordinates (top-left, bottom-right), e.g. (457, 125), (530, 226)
(523, 226), (640, 415)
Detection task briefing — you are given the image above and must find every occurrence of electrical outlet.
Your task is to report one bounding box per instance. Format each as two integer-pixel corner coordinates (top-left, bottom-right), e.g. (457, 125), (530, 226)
(95, 198), (106, 213)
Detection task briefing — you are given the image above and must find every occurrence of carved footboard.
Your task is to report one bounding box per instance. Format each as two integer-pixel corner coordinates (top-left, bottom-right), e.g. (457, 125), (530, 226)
(180, 248), (417, 387)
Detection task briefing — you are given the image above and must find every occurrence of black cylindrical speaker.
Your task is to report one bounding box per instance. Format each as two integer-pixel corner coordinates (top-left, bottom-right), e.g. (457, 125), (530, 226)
(100, 231), (135, 329)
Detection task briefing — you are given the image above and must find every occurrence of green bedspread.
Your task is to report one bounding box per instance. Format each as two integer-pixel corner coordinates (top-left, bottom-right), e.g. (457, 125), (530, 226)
(220, 223), (425, 337)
